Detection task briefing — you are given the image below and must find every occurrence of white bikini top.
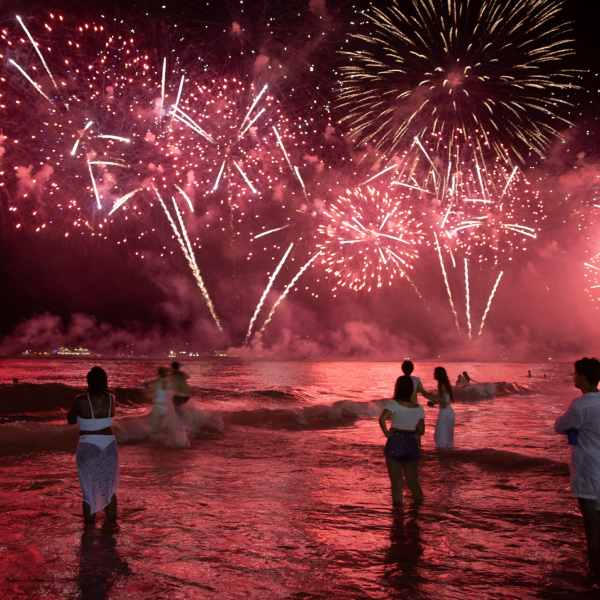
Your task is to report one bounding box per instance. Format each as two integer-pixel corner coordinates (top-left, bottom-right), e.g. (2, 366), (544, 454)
(77, 393), (114, 431)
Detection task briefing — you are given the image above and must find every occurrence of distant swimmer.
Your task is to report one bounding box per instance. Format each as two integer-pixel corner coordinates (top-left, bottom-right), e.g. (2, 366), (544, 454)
(462, 371), (479, 385)
(151, 367), (172, 433)
(67, 366), (119, 522)
(423, 367), (456, 449)
(379, 375), (425, 505)
(554, 357), (600, 551)
(527, 370), (532, 378)
(12, 378), (18, 385)
(456, 374), (466, 386)
(170, 362), (190, 414)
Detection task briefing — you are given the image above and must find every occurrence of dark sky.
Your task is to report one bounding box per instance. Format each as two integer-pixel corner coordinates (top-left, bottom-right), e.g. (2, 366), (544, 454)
(1, 0), (600, 359)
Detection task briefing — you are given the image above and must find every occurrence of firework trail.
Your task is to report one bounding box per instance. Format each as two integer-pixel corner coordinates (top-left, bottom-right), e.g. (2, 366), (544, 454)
(464, 258), (471, 338)
(260, 252), (321, 333)
(338, 0), (577, 164)
(317, 186), (425, 292)
(154, 187), (223, 332)
(434, 232), (460, 330)
(246, 243), (294, 341)
(478, 271), (504, 337)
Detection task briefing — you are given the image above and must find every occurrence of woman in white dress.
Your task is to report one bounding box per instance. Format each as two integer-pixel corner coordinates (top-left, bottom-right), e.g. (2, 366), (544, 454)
(150, 367), (172, 433)
(423, 367), (455, 449)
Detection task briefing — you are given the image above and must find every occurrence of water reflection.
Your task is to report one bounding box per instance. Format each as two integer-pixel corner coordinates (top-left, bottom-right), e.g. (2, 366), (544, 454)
(383, 506), (424, 596)
(78, 523), (129, 600)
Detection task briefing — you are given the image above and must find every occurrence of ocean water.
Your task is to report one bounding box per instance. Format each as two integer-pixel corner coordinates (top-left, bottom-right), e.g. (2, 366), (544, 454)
(0, 358), (598, 599)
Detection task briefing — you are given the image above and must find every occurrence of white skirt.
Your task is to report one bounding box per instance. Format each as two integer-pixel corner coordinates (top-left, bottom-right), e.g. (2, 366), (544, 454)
(76, 436), (120, 514)
(434, 405), (455, 449)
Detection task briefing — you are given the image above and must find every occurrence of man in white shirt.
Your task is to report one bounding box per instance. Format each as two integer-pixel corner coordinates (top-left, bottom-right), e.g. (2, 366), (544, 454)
(554, 357), (600, 551)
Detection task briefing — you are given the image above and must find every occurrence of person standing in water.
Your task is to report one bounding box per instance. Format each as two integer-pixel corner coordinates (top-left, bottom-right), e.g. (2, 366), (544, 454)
(150, 367), (172, 433)
(67, 366), (119, 522)
(401, 360), (427, 404)
(554, 357), (600, 551)
(170, 362), (190, 414)
(422, 367), (456, 449)
(379, 376), (425, 505)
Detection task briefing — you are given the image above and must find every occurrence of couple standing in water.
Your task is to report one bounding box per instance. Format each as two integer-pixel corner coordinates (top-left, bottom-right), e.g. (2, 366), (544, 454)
(378, 361), (455, 504)
(150, 362), (190, 433)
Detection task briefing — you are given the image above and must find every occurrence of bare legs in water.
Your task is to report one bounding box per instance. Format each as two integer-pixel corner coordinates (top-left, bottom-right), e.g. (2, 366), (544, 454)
(386, 458), (424, 505)
(83, 494), (117, 522)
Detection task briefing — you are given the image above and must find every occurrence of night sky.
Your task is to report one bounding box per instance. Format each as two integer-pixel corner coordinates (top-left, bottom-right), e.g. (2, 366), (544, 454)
(2, 0), (600, 359)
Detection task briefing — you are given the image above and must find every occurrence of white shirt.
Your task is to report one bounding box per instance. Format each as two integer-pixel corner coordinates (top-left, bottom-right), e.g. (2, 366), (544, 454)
(554, 391), (600, 480)
(411, 376), (421, 390)
(384, 400), (425, 431)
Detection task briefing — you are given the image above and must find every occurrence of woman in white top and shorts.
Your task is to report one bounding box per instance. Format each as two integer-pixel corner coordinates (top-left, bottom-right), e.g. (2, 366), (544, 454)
(379, 376), (425, 504)
(67, 366), (119, 522)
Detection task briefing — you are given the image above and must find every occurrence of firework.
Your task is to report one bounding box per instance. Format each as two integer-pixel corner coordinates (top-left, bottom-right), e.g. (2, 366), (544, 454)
(1, 13), (306, 336)
(338, 0), (577, 163)
(584, 258), (600, 306)
(389, 131), (543, 335)
(397, 133), (544, 266)
(317, 186), (425, 292)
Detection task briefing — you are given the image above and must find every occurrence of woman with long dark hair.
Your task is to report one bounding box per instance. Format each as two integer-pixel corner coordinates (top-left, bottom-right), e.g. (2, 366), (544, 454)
(379, 375), (425, 504)
(67, 366), (119, 521)
(423, 366), (456, 449)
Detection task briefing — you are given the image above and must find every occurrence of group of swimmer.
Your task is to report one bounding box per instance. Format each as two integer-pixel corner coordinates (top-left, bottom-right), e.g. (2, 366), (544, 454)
(379, 361), (456, 505)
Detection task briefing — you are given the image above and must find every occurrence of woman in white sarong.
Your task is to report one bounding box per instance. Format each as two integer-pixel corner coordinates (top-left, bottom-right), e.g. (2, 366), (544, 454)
(423, 367), (456, 449)
(67, 367), (119, 521)
(150, 367), (172, 433)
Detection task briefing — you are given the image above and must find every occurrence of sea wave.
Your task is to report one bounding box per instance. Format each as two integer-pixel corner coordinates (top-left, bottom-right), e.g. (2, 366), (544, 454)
(0, 397), (388, 454)
(452, 381), (542, 400)
(0, 380), (544, 418)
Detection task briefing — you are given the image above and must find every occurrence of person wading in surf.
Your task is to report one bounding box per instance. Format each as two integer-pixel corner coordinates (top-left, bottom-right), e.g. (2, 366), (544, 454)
(555, 357), (600, 551)
(379, 376), (425, 505)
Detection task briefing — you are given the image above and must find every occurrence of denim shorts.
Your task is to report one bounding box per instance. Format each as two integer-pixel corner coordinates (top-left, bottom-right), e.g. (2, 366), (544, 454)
(384, 431), (420, 463)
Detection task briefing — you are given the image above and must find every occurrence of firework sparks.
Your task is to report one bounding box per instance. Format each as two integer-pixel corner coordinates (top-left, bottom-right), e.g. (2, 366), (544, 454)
(2, 14), (306, 336)
(584, 259), (600, 307)
(338, 0), (577, 163)
(317, 186), (425, 292)
(402, 133), (544, 266)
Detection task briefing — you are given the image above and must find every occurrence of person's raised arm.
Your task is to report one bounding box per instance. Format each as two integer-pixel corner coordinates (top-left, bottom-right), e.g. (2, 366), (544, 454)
(379, 409), (394, 438)
(416, 381), (427, 396)
(67, 396), (80, 425)
(421, 388), (448, 408)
